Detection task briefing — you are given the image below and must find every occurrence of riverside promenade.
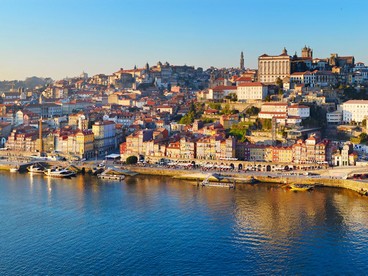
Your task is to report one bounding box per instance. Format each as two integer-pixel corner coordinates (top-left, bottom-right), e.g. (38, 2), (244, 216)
(1, 153), (367, 196)
(130, 165), (368, 196)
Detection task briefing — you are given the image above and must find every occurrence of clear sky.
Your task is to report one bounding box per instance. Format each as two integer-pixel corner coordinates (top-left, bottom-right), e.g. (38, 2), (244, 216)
(0, 0), (367, 80)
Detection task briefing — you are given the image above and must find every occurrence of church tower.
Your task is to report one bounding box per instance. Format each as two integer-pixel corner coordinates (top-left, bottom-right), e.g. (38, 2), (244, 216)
(240, 51), (245, 70)
(302, 45), (313, 58)
(39, 117), (43, 155)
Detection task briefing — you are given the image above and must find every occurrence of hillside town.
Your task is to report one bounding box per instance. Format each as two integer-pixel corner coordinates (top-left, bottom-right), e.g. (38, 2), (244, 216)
(1, 46), (368, 171)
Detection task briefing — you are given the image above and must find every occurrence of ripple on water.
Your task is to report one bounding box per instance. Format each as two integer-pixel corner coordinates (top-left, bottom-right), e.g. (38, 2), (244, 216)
(0, 174), (368, 275)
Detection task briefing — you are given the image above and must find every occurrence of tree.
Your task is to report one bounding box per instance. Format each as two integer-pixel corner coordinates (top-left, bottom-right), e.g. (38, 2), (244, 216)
(208, 102), (221, 110)
(359, 132), (368, 143)
(126, 155), (138, 164)
(229, 122), (250, 142)
(245, 106), (260, 116)
(221, 103), (232, 115)
(261, 119), (272, 130)
(225, 93), (237, 102)
(276, 77), (283, 88)
(179, 111), (195, 125)
(362, 119), (366, 127)
(202, 117), (215, 124)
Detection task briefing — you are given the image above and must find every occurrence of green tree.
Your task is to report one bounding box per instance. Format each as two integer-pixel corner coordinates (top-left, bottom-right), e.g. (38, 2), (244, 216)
(208, 102), (221, 110)
(261, 119), (272, 130)
(179, 111), (195, 125)
(225, 93), (237, 102)
(276, 77), (283, 88)
(126, 155), (138, 164)
(221, 103), (232, 115)
(245, 106), (260, 116)
(229, 122), (249, 142)
(362, 119), (366, 127)
(201, 117), (215, 124)
(359, 132), (368, 143)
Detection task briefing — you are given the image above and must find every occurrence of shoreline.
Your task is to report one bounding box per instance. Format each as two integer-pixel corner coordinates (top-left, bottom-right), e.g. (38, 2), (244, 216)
(130, 166), (368, 196)
(2, 160), (368, 196)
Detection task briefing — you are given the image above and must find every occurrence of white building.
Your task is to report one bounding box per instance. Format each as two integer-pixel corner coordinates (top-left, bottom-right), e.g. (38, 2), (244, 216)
(208, 86), (237, 101)
(290, 70), (336, 87)
(288, 104), (310, 118)
(290, 71), (315, 87)
(258, 102), (287, 119)
(327, 110), (342, 124)
(258, 103), (310, 122)
(342, 100), (368, 123)
(258, 48), (291, 84)
(236, 82), (268, 101)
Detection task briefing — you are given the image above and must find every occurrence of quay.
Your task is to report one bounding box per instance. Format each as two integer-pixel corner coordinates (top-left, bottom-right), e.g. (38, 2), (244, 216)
(128, 166), (368, 196)
(1, 157), (367, 196)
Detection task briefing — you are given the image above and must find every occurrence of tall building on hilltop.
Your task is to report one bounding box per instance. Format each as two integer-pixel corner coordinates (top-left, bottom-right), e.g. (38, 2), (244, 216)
(240, 51), (245, 70)
(258, 48), (291, 84)
(301, 45), (313, 58)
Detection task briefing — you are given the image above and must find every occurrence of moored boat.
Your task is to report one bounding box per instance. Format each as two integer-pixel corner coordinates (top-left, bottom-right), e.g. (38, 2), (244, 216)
(289, 184), (314, 191)
(9, 167), (19, 173)
(44, 167), (76, 178)
(27, 164), (45, 174)
(97, 174), (125, 181)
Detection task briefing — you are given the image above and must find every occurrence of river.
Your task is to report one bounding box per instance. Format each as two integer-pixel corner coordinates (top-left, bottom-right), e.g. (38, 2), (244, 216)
(0, 173), (367, 274)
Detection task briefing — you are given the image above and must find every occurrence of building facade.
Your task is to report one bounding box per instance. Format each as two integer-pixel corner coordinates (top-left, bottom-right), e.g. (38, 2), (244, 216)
(258, 48), (291, 83)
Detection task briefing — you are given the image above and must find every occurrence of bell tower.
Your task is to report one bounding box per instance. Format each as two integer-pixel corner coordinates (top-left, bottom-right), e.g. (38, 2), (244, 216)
(240, 51), (245, 70)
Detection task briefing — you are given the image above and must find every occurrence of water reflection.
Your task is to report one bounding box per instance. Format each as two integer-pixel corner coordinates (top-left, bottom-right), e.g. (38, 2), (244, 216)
(1, 172), (367, 275)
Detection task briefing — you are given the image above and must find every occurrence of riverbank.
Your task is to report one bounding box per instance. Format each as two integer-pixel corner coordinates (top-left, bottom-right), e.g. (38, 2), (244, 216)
(2, 160), (368, 196)
(130, 166), (368, 196)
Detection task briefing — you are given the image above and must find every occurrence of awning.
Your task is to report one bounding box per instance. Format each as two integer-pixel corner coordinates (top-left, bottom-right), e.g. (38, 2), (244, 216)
(106, 154), (121, 159)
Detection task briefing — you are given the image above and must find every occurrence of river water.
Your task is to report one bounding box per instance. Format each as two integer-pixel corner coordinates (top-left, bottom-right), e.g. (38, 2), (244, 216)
(0, 173), (367, 275)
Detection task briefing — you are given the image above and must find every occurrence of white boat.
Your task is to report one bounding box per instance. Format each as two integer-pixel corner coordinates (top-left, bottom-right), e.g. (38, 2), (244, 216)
(44, 168), (76, 178)
(27, 165), (45, 174)
(9, 167), (19, 173)
(200, 173), (235, 189)
(97, 174), (125, 181)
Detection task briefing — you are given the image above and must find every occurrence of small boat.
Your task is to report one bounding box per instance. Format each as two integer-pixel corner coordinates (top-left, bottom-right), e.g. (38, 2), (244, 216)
(9, 167), (19, 173)
(200, 173), (235, 189)
(202, 181), (235, 189)
(27, 164), (45, 174)
(44, 168), (76, 178)
(289, 184), (314, 192)
(97, 174), (125, 181)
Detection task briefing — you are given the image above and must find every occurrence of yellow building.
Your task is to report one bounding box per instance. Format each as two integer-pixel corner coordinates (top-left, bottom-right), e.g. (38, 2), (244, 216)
(75, 130), (94, 159)
(196, 136), (217, 160)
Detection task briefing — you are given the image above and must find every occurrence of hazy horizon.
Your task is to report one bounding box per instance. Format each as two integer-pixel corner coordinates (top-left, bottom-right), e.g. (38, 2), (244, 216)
(1, 0), (367, 81)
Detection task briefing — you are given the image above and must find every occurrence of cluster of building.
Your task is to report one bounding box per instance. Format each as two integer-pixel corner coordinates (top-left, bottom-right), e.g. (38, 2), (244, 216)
(0, 61), (208, 158)
(0, 45), (366, 169)
(327, 100), (368, 124)
(120, 121), (356, 167)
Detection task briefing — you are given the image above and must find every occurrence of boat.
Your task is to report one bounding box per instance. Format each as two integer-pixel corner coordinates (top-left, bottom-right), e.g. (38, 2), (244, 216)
(9, 167), (19, 173)
(27, 164), (45, 174)
(289, 184), (314, 191)
(97, 174), (125, 181)
(202, 181), (235, 189)
(44, 167), (76, 178)
(201, 173), (235, 189)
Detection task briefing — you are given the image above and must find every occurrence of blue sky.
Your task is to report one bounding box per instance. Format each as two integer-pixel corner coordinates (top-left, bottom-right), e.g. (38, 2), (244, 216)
(0, 0), (367, 80)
